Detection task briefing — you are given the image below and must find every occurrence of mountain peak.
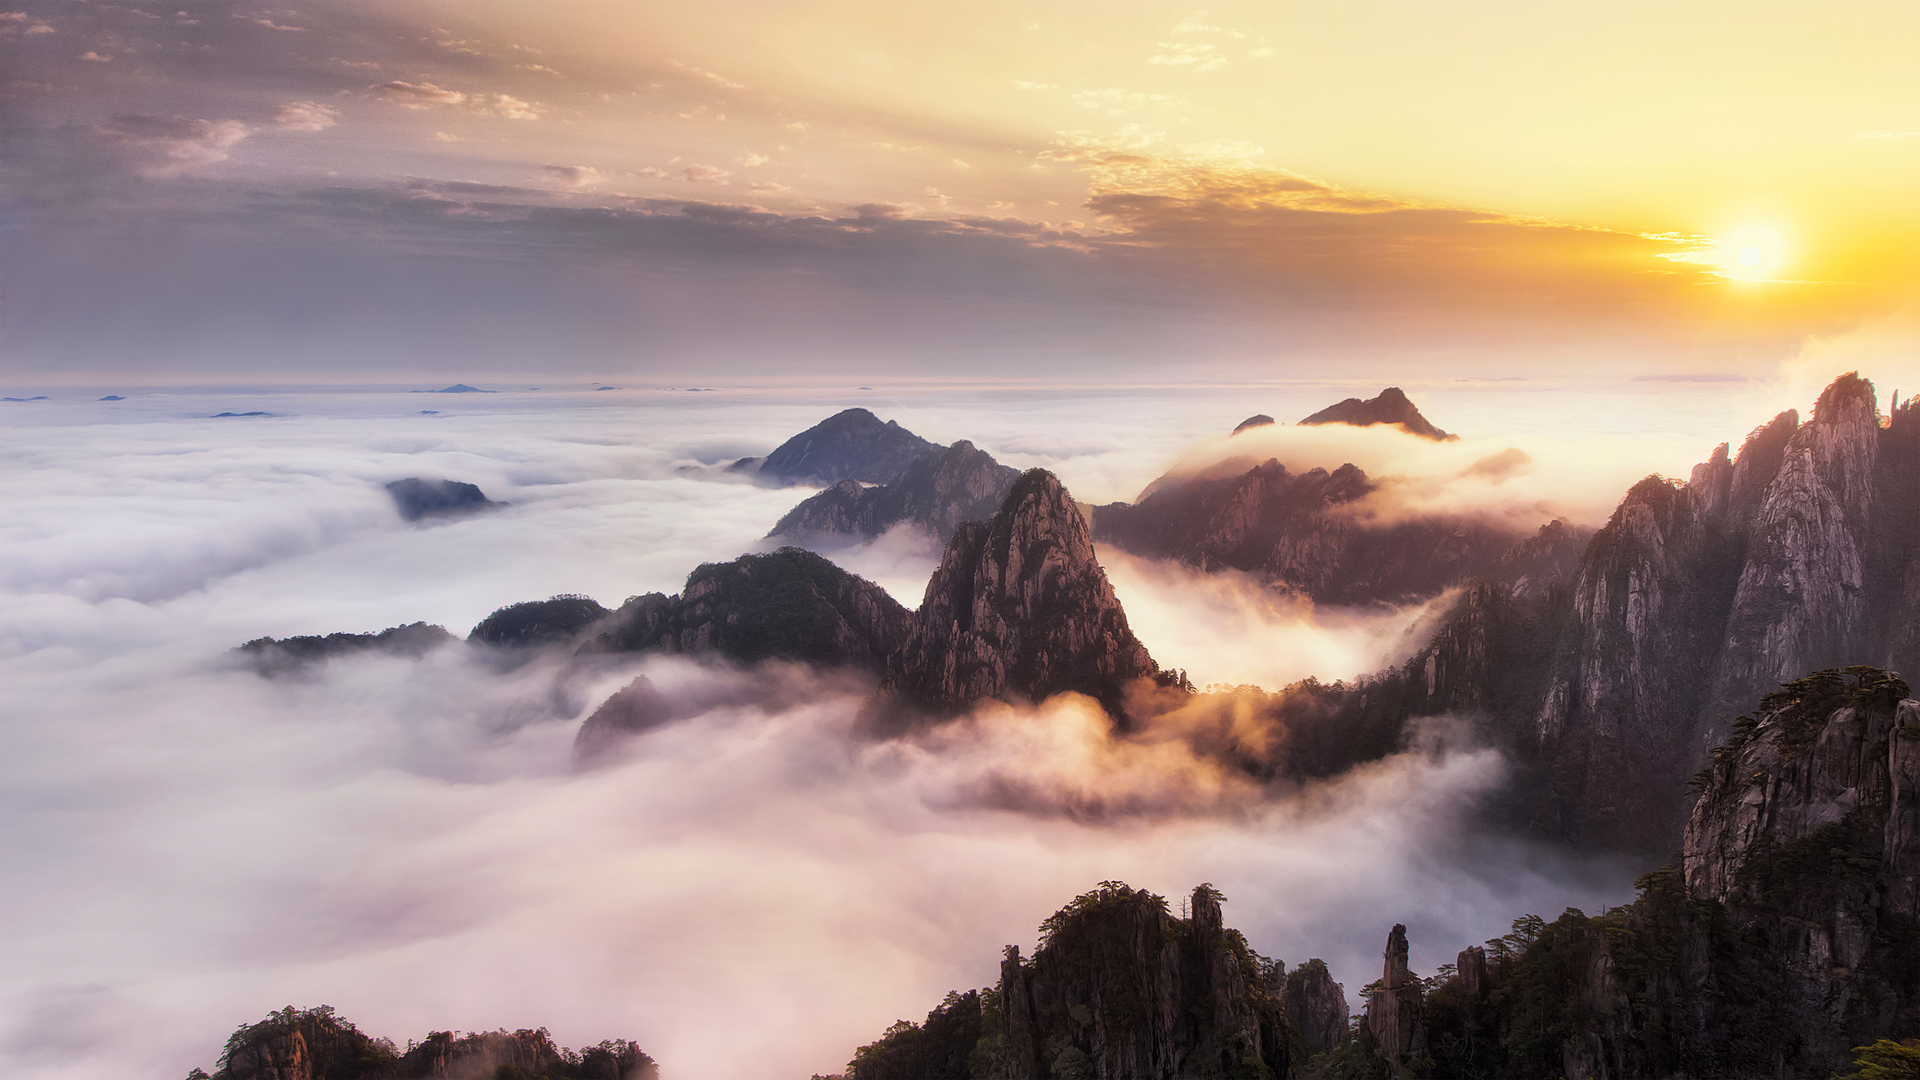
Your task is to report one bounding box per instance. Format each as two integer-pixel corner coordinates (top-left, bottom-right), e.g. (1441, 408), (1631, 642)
(1299, 386), (1455, 440)
(881, 468), (1159, 722)
(757, 407), (940, 486)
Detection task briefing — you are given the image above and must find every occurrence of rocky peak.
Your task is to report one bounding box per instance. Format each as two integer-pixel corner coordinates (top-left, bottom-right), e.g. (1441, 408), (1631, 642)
(755, 407), (940, 486)
(1230, 413), (1275, 436)
(1299, 386), (1457, 441)
(881, 469), (1159, 722)
(767, 437), (1019, 542)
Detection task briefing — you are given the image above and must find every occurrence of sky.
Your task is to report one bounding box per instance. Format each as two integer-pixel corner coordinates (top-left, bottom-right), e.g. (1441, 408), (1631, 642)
(5, 1), (1920, 386)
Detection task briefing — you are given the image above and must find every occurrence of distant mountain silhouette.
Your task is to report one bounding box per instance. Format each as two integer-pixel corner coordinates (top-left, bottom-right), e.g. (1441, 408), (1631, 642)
(412, 383), (495, 393)
(1299, 386), (1455, 440)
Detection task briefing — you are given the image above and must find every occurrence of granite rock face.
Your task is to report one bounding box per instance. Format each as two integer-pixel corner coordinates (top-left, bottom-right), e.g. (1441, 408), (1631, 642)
(385, 477), (502, 522)
(1283, 958), (1349, 1057)
(881, 469), (1160, 721)
(753, 407), (940, 487)
(1230, 414), (1275, 436)
(768, 439), (1020, 542)
(1298, 386), (1456, 441)
(1532, 372), (1920, 848)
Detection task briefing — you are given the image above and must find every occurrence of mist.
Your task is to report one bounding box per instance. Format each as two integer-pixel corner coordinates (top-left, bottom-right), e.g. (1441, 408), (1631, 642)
(0, 383), (1782, 1077)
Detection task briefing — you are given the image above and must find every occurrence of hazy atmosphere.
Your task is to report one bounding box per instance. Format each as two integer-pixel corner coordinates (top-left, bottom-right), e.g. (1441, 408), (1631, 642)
(6, 3), (1920, 1079)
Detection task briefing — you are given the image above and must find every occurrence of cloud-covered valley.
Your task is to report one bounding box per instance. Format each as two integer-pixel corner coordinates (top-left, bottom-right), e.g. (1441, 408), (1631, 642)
(1, 386), (1770, 1077)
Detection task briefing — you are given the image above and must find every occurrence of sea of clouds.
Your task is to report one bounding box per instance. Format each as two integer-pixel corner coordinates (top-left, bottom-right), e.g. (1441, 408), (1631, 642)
(0, 381), (1784, 1077)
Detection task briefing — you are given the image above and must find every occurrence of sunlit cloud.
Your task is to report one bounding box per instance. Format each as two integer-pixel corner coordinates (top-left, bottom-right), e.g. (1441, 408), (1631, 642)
(273, 102), (340, 133)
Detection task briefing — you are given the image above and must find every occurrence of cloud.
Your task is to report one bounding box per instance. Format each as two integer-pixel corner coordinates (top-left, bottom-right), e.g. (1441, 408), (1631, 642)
(681, 163), (730, 183)
(1148, 41), (1227, 72)
(273, 102), (340, 132)
(372, 80), (468, 108)
(850, 202), (912, 221)
(0, 390), (1646, 1077)
(370, 83), (542, 119)
(233, 13), (308, 32)
(0, 11), (55, 36)
(77, 50), (113, 62)
(542, 164), (607, 190)
(91, 114), (251, 177)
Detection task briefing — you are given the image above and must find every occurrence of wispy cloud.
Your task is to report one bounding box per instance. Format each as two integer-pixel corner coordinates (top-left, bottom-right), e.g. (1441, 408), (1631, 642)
(273, 102), (340, 133)
(369, 82), (544, 119)
(1148, 41), (1226, 72)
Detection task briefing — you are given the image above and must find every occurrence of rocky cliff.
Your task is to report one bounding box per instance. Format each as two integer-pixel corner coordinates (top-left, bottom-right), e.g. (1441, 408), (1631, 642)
(880, 469), (1161, 722)
(1298, 387), (1456, 441)
(768, 439), (1021, 542)
(1272, 372), (1920, 851)
(1092, 459), (1529, 607)
(751, 407), (940, 487)
(845, 883), (1297, 1080)
(1530, 372), (1920, 849)
(185, 1005), (656, 1080)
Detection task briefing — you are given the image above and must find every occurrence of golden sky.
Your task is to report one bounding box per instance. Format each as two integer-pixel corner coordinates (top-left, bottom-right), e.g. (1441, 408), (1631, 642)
(4, 0), (1917, 382)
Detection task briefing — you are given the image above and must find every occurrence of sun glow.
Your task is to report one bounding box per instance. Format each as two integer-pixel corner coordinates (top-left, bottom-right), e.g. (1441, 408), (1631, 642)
(1714, 224), (1789, 281)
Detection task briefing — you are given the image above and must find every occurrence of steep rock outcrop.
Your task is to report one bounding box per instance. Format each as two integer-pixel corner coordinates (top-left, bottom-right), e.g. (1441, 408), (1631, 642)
(768, 439), (1020, 542)
(753, 407), (940, 486)
(1366, 925), (1425, 1077)
(881, 469), (1159, 721)
(1283, 958), (1349, 1057)
(1231, 414), (1275, 436)
(1299, 386), (1456, 441)
(847, 883), (1294, 1080)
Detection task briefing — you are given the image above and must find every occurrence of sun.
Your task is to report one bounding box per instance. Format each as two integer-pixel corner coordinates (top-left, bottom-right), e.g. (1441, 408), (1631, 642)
(1715, 224), (1788, 281)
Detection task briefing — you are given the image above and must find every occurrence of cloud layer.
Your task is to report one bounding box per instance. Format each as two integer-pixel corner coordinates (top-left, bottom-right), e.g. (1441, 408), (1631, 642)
(1, 389), (1665, 1078)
